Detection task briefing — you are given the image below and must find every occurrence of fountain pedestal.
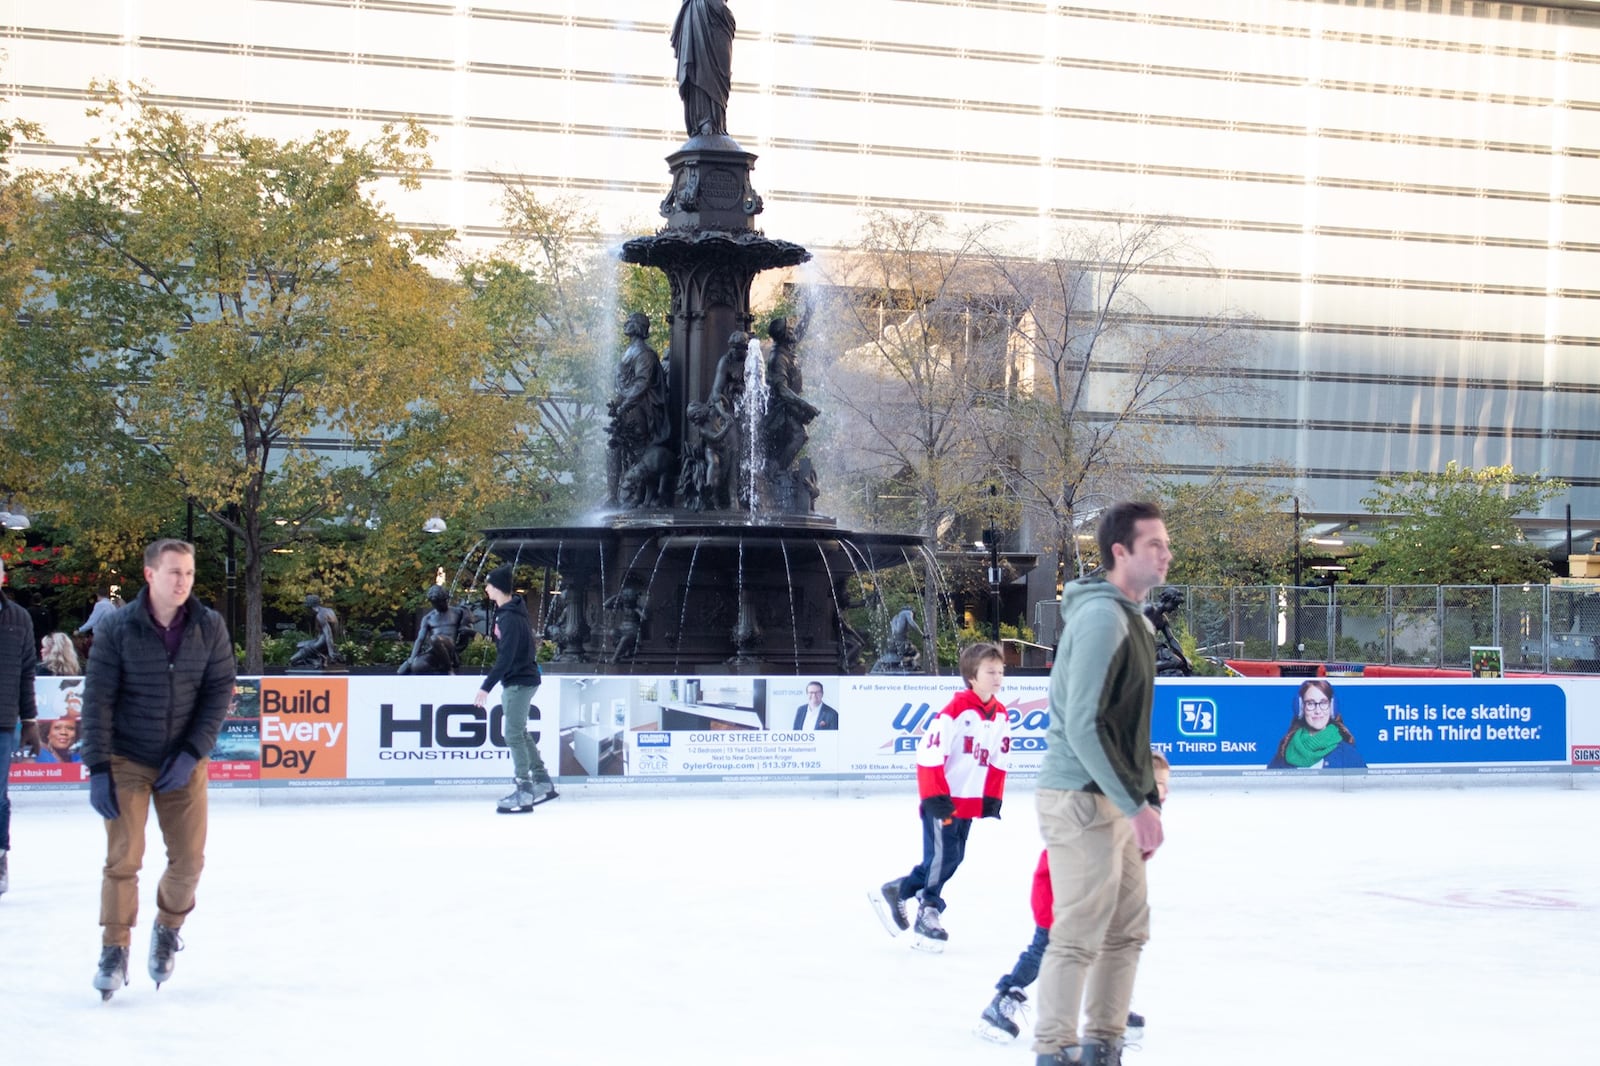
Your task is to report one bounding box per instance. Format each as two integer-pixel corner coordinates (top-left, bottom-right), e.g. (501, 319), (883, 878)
(623, 135), (808, 498)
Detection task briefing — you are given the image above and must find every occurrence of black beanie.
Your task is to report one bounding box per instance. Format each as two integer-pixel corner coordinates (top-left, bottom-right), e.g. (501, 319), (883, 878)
(485, 564), (515, 595)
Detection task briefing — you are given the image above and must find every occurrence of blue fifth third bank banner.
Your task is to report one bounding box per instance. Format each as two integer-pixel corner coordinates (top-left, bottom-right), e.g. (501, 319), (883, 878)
(1151, 679), (1567, 771)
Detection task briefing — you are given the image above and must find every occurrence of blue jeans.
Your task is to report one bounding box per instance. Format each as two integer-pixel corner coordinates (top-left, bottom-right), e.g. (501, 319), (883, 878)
(1, 722), (17, 851)
(997, 924), (1051, 991)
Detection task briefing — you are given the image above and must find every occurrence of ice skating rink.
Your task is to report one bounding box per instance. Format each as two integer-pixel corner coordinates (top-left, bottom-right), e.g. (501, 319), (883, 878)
(3, 778), (1594, 1066)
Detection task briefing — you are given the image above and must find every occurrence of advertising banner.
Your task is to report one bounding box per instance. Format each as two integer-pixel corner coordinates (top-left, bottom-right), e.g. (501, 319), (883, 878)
(210, 679), (263, 783)
(1151, 678), (1569, 773)
(10, 672), (1600, 788)
(342, 676), (557, 785)
(588, 675), (1048, 781)
(259, 676), (348, 781)
(829, 676), (1048, 779)
(8, 675), (87, 787)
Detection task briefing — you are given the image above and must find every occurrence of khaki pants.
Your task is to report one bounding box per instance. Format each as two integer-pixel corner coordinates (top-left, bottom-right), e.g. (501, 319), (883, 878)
(100, 755), (209, 947)
(1032, 788), (1150, 1055)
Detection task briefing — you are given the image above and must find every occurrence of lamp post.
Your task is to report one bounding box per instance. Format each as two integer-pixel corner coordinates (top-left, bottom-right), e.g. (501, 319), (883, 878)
(1292, 497), (1303, 657)
(984, 484), (1002, 644)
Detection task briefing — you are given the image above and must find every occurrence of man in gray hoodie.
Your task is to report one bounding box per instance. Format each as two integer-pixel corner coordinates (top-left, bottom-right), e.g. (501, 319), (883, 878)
(1033, 501), (1170, 1066)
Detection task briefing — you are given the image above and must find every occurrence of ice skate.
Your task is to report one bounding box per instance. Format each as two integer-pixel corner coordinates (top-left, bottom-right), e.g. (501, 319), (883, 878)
(93, 944), (129, 1001)
(148, 922), (183, 988)
(911, 902), (948, 953)
(496, 778), (537, 814)
(1035, 1039), (1122, 1066)
(1124, 1010), (1145, 1046)
(976, 986), (1027, 1042)
(867, 879), (909, 937)
(530, 779), (560, 806)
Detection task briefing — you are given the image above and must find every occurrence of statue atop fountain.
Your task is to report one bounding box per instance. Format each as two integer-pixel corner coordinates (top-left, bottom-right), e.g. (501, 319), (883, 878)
(672, 0), (736, 139)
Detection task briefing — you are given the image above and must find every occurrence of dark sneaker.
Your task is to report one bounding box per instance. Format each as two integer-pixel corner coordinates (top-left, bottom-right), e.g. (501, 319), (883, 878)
(978, 986), (1027, 1041)
(94, 944), (130, 1000)
(148, 923), (183, 987)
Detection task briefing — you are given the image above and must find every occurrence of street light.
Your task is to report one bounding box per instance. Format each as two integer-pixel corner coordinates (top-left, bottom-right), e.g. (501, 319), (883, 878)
(1292, 496), (1302, 655)
(984, 484), (1002, 644)
(0, 500), (30, 530)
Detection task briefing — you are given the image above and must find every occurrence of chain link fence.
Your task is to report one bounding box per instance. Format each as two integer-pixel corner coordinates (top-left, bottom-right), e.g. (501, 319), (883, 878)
(1031, 583), (1600, 673)
(1152, 584), (1600, 673)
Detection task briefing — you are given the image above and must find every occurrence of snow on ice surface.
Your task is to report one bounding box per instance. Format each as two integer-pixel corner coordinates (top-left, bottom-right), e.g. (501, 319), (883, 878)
(3, 779), (1596, 1066)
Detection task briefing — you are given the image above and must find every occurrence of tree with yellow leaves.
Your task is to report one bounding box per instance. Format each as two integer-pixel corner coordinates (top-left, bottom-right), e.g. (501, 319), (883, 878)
(5, 85), (528, 670)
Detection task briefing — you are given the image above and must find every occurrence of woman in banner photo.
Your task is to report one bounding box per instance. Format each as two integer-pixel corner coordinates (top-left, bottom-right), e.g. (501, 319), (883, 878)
(35, 715), (81, 763)
(1267, 679), (1366, 769)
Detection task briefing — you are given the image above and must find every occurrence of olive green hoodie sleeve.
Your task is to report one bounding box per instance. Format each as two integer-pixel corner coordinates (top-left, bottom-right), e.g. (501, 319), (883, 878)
(1038, 578), (1156, 816)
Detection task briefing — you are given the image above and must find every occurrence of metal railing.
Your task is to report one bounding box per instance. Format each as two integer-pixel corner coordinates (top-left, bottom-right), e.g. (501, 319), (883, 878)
(1031, 583), (1600, 672)
(1167, 584), (1600, 673)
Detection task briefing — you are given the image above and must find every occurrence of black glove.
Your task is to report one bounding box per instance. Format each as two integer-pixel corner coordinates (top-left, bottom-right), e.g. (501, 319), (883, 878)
(154, 749), (200, 793)
(922, 794), (956, 822)
(982, 796), (1003, 820)
(89, 769), (121, 821)
(18, 719), (41, 756)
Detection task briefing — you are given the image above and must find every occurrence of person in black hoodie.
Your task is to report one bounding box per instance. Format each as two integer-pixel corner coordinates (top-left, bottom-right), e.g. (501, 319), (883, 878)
(80, 539), (236, 999)
(475, 564), (555, 813)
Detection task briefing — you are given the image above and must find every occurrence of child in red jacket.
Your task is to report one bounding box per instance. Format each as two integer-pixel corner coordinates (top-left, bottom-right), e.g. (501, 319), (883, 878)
(978, 749), (1171, 1043)
(869, 642), (1010, 953)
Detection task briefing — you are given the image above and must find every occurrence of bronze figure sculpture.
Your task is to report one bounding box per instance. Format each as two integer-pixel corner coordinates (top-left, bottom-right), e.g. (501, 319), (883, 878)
(288, 594), (344, 670)
(606, 312), (672, 508)
(671, 0), (736, 138)
(399, 585), (473, 675)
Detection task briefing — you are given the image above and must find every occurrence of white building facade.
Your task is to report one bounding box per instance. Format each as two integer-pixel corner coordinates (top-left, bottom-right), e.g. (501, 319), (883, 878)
(5, 0), (1598, 531)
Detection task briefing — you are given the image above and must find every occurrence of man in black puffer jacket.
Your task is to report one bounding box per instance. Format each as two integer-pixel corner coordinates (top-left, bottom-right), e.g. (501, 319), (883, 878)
(0, 556), (41, 898)
(81, 539), (236, 1000)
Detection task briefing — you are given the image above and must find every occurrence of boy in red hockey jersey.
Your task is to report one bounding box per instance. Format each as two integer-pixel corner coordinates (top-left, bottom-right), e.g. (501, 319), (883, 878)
(869, 642), (1010, 952)
(976, 750), (1171, 1044)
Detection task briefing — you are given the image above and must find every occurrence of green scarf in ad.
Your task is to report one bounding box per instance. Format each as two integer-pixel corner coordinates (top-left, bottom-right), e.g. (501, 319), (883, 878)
(1284, 724), (1342, 767)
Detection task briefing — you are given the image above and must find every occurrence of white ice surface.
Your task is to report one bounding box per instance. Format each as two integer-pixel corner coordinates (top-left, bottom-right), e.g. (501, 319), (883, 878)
(3, 778), (1595, 1065)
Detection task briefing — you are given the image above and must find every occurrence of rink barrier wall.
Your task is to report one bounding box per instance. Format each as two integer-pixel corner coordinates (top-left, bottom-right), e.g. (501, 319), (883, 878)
(12, 673), (1600, 790)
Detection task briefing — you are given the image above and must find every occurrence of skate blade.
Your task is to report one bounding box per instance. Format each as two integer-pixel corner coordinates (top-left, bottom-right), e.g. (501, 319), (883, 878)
(973, 1020), (1018, 1044)
(911, 933), (946, 954)
(495, 805), (535, 814)
(94, 976), (128, 1001)
(866, 889), (904, 938)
